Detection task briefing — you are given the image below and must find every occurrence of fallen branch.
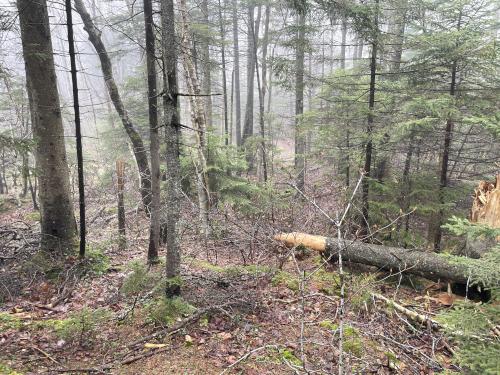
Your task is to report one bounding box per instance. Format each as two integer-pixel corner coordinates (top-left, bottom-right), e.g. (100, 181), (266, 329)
(371, 293), (440, 329)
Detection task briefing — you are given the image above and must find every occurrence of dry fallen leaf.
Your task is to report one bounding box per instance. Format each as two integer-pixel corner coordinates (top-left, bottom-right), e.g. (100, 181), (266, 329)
(436, 293), (455, 306)
(216, 332), (232, 340)
(144, 343), (168, 349)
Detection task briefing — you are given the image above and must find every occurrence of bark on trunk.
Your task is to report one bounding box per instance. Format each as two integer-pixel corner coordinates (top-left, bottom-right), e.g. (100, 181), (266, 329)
(218, 0), (229, 146)
(18, 0), (76, 250)
(254, 5), (270, 182)
(74, 0), (152, 214)
(433, 10), (461, 250)
(116, 159), (126, 251)
(178, 0), (211, 237)
(242, 4), (258, 146)
(340, 17), (347, 69)
(144, 0), (160, 262)
(200, 0), (213, 128)
(361, 0), (379, 235)
(232, 0), (242, 146)
(275, 232), (476, 285)
(65, 0), (86, 257)
(161, 0), (182, 296)
(294, 10), (306, 191)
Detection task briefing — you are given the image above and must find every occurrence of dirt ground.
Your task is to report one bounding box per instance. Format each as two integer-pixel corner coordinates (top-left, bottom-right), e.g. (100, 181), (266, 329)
(0, 185), (460, 374)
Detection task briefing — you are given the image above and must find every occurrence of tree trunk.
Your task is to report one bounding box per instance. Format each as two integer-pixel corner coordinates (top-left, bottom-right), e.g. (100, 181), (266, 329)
(254, 5), (270, 182)
(433, 11), (462, 251)
(21, 153), (28, 198)
(116, 159), (126, 251)
(178, 0), (211, 237)
(0, 149), (3, 194)
(242, 4), (258, 146)
(74, 0), (152, 214)
(27, 167), (38, 211)
(144, 0), (160, 263)
(218, 0), (229, 146)
(397, 131), (415, 236)
(232, 0), (242, 146)
(389, 0), (407, 73)
(294, 10), (306, 191)
(65, 0), (86, 257)
(275, 232), (477, 285)
(18, 0), (76, 250)
(340, 17), (347, 69)
(200, 0), (213, 128)
(361, 0), (379, 235)
(161, 0), (182, 296)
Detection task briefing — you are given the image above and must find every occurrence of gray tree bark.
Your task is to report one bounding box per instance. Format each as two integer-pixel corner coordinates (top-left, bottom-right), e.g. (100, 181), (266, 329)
(294, 10), (306, 191)
(179, 0), (211, 237)
(232, 0), (242, 146)
(200, 0), (213, 128)
(144, 0), (160, 262)
(161, 0), (182, 297)
(18, 0), (76, 250)
(242, 5), (260, 145)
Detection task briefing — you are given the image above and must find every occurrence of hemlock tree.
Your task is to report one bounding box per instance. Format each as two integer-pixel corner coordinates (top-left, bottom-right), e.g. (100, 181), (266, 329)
(18, 0), (76, 250)
(406, 0), (500, 250)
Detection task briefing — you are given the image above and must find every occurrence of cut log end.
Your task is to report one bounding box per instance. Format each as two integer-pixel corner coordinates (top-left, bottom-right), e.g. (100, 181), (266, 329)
(274, 232), (327, 252)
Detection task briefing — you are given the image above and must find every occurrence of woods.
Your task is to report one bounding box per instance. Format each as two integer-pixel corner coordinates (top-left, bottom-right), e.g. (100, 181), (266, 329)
(0, 0), (499, 373)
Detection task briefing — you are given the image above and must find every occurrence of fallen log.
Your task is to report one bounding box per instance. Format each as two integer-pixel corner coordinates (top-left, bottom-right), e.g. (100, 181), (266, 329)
(274, 232), (472, 284)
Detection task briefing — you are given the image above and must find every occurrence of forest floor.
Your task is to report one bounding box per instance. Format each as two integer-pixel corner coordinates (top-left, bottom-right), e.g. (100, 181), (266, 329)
(0, 181), (462, 374)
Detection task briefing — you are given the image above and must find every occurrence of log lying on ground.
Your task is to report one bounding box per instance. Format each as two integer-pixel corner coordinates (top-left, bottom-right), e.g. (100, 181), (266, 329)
(274, 232), (472, 284)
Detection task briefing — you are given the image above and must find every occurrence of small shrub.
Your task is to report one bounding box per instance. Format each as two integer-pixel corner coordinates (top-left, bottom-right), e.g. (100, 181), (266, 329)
(347, 273), (377, 311)
(146, 297), (195, 326)
(52, 307), (111, 346)
(83, 246), (110, 275)
(121, 261), (161, 298)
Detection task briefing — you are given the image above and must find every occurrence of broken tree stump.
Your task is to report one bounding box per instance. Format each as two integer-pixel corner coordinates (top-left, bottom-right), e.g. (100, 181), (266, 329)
(465, 175), (500, 258)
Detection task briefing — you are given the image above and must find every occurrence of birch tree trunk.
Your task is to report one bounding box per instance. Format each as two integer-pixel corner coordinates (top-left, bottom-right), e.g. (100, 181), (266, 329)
(18, 0), (76, 251)
(179, 0), (211, 236)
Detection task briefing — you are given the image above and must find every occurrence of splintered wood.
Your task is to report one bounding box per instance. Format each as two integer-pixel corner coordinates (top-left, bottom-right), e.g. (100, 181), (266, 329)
(470, 174), (500, 230)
